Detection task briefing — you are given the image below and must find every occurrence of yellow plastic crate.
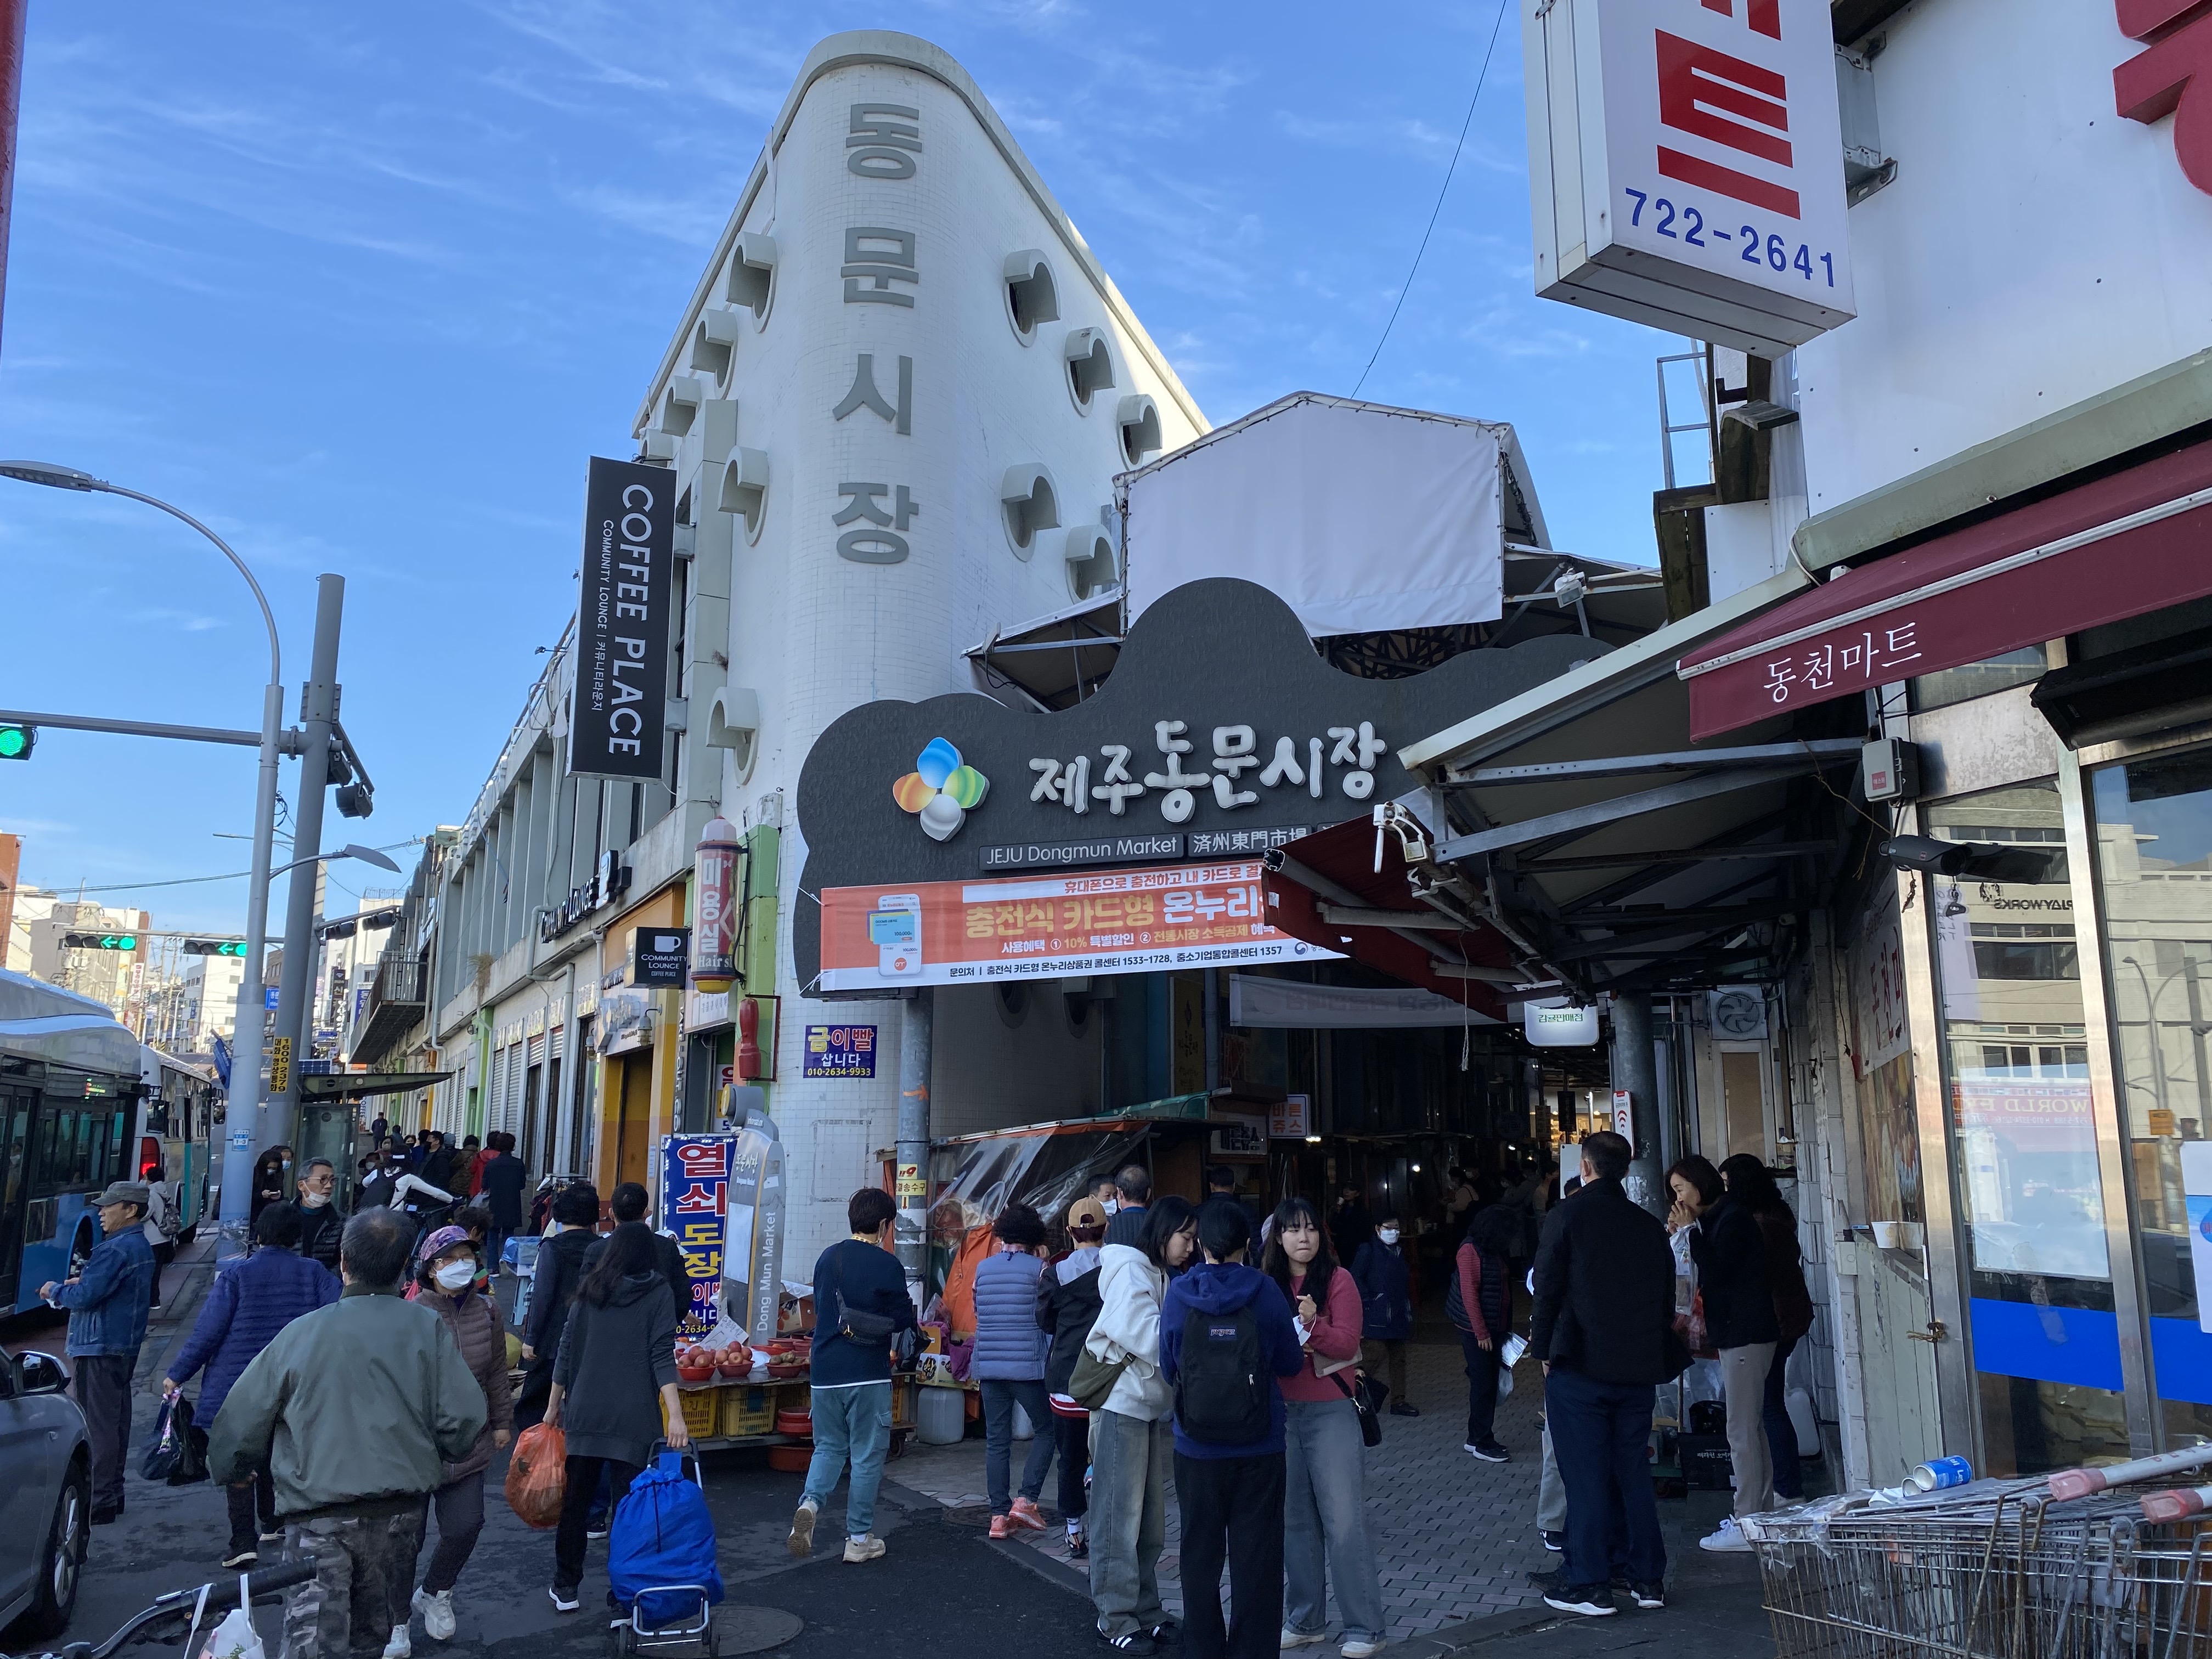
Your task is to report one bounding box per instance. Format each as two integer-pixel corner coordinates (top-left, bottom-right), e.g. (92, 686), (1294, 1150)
(720, 1385), (775, 1439)
(664, 1386), (720, 1441)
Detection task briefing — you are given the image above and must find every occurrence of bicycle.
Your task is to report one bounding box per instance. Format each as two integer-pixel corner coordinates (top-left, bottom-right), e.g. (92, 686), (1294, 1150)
(8, 1559), (318, 1659)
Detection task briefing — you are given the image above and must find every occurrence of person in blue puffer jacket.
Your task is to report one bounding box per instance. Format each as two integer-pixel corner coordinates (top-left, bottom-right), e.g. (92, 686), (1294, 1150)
(165, 1203), (341, 1566)
(972, 1203), (1055, 1539)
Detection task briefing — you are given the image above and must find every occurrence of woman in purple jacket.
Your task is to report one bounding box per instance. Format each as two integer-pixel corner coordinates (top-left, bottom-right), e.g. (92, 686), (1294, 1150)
(165, 1203), (340, 1566)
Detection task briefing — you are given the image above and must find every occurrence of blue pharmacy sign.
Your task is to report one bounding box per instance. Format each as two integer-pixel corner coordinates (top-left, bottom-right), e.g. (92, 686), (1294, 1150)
(659, 1133), (736, 1341)
(803, 1024), (877, 1079)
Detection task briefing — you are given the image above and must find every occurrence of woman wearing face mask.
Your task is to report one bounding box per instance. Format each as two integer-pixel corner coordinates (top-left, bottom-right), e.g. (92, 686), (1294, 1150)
(397, 1226), (514, 1649)
(1085, 1195), (1195, 1656)
(1349, 1215), (1417, 1416)
(1268, 1199), (1386, 1657)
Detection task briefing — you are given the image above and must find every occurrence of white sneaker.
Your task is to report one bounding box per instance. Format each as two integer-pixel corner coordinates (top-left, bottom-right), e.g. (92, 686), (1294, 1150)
(382, 1623), (411, 1659)
(1700, 1516), (1754, 1554)
(843, 1533), (886, 1563)
(1341, 1641), (1384, 1658)
(788, 1500), (817, 1558)
(1280, 1629), (1328, 1649)
(413, 1588), (455, 1642)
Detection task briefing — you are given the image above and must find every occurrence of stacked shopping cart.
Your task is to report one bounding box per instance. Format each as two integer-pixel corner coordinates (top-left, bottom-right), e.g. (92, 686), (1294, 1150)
(1744, 1447), (2212, 1658)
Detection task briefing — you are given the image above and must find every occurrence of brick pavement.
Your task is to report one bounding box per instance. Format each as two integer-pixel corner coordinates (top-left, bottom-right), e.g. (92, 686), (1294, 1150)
(895, 1333), (1560, 1641)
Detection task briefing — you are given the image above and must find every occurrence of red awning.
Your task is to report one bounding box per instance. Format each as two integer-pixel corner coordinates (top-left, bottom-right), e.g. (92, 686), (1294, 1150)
(1677, 437), (2212, 739)
(1261, 812), (1517, 1019)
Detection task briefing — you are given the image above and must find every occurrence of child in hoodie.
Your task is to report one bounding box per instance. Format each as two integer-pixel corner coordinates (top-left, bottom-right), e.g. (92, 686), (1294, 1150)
(1159, 1198), (1305, 1659)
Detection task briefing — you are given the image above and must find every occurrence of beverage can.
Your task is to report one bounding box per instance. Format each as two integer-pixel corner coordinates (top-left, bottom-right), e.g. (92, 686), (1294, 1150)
(1910, 1455), (1974, 1491)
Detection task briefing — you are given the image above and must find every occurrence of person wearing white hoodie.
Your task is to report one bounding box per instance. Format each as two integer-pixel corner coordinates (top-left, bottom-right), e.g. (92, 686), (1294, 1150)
(1084, 1194), (1197, 1657)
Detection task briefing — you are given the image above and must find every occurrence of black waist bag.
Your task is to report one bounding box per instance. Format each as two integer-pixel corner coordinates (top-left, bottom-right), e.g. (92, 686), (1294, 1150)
(1174, 1305), (1270, 1444)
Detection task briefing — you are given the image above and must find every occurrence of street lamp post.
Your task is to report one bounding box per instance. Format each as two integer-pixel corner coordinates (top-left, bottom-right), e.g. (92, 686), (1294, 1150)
(0, 460), (284, 1255)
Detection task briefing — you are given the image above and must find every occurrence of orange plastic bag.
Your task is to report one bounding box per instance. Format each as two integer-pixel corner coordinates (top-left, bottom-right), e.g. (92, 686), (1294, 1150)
(505, 1421), (567, 1529)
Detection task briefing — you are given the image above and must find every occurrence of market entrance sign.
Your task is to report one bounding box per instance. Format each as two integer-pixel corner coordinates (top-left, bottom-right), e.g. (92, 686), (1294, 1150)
(1522, 0), (1854, 355)
(792, 577), (1605, 995)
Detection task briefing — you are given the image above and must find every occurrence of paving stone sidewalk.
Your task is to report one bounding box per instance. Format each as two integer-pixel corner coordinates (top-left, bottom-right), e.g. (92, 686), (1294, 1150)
(895, 1334), (1565, 1638)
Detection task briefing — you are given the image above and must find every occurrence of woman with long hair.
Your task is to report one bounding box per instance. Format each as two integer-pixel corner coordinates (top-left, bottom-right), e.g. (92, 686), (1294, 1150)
(1690, 1155), (1780, 1551)
(1452, 1206), (1520, 1463)
(1265, 1198), (1385, 1657)
(1718, 1154), (1813, 1504)
(543, 1220), (684, 1614)
(1084, 1194), (1197, 1656)
(401, 1226), (512, 1645)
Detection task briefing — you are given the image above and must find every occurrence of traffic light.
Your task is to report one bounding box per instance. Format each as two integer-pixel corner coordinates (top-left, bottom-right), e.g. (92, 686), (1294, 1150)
(0, 723), (33, 760)
(60, 932), (138, 951)
(182, 939), (250, 957)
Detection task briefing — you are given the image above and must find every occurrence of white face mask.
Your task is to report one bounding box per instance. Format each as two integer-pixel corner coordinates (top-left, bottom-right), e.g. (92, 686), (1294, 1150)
(1378, 1228), (1401, 1246)
(1101, 1199), (1119, 1215)
(433, 1260), (477, 1292)
(300, 1192), (330, 1210)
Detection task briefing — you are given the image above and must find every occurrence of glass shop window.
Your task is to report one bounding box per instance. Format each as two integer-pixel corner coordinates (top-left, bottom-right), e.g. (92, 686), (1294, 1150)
(2090, 745), (2212, 1451)
(1926, 780), (2129, 1475)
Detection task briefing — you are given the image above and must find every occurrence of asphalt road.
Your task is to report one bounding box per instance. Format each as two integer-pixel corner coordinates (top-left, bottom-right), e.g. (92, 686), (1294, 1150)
(1, 1384), (1099, 1659)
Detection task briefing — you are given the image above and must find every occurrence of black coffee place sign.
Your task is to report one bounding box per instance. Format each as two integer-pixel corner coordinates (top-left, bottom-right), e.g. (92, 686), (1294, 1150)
(791, 577), (1608, 995)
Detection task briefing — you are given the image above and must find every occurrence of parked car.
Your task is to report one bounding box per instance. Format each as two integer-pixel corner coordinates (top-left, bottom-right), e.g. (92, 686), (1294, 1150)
(0, 1349), (90, 1640)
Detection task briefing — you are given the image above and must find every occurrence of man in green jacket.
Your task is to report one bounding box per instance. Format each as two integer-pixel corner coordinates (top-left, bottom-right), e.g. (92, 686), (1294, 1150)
(211, 1206), (486, 1659)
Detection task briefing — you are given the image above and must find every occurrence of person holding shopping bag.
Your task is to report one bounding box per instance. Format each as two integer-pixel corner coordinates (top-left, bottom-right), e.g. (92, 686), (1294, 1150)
(1084, 1195), (1195, 1656)
(543, 1222), (685, 1613)
(1266, 1198), (1386, 1658)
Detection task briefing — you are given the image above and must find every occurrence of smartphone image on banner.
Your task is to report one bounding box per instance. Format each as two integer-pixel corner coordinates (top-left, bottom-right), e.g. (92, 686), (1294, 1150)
(870, 894), (924, 977)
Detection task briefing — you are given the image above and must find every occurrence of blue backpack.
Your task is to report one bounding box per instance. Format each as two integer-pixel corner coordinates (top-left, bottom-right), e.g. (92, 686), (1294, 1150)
(608, 1451), (724, 1627)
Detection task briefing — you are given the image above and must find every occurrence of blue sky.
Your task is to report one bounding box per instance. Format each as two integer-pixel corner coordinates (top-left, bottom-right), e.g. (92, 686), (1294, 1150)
(0, 0), (1678, 935)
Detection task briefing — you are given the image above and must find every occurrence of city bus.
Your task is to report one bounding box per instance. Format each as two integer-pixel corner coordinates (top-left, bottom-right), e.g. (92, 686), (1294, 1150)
(140, 1045), (218, 1237)
(0, 968), (152, 1314)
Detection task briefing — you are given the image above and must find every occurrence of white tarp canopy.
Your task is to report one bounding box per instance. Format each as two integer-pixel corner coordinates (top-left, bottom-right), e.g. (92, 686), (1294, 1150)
(1228, 974), (1500, 1030)
(1122, 392), (1546, 638)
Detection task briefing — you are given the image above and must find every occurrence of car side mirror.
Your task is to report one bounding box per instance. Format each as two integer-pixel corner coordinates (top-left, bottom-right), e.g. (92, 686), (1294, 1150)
(18, 1351), (68, 1396)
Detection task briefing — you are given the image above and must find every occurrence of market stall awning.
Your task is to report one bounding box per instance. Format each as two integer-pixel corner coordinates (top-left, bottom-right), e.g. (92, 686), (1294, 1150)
(1260, 803), (1529, 1020)
(1677, 435), (2212, 740)
(1393, 571), (1867, 998)
(300, 1069), (451, 1100)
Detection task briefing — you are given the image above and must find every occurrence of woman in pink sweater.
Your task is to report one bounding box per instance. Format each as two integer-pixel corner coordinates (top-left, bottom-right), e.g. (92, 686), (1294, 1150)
(1264, 1198), (1385, 1657)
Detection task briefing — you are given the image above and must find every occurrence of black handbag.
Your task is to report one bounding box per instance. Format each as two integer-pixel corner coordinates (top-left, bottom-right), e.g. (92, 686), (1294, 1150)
(1330, 1367), (1382, 1448)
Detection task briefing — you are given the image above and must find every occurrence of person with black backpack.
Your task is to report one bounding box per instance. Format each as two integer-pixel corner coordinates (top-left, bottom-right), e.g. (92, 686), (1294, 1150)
(1159, 1198), (1304, 1659)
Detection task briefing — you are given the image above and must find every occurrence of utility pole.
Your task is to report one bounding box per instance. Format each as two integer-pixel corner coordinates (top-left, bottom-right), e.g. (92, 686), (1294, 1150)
(1611, 991), (1666, 1217)
(264, 575), (343, 1160)
(895, 989), (933, 1304)
(0, 0), (25, 357)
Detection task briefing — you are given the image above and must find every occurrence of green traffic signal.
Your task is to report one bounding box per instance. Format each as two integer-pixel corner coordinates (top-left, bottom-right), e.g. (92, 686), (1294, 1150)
(0, 724), (32, 760)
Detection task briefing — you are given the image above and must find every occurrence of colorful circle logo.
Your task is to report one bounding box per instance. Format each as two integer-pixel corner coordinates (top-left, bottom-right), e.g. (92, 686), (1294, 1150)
(893, 738), (989, 842)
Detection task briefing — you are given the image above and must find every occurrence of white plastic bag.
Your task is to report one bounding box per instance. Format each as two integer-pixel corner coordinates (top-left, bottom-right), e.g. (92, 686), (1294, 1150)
(198, 1577), (268, 1659)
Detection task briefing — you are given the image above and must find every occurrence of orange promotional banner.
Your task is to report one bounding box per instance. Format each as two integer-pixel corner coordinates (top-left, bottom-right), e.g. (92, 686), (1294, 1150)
(817, 860), (1342, 992)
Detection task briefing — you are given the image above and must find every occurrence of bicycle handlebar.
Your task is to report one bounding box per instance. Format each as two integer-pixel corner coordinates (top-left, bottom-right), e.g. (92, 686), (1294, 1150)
(154, 1558), (321, 1611)
(10, 1558), (322, 1659)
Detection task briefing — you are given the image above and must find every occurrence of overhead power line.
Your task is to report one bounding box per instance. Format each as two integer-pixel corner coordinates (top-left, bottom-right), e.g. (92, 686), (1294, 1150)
(1351, 0), (1513, 399)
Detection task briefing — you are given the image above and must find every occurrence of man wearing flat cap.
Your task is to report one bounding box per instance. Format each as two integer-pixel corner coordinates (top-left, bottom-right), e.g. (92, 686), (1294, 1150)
(41, 1180), (158, 1522)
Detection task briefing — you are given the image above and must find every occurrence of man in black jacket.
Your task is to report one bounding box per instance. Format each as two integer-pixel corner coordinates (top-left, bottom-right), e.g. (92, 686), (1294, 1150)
(476, 1132), (527, 1264)
(1102, 1164), (1152, 1248)
(593, 1184), (694, 1328)
(1528, 1131), (1680, 1619)
(292, 1156), (345, 1272)
(514, 1183), (602, 1429)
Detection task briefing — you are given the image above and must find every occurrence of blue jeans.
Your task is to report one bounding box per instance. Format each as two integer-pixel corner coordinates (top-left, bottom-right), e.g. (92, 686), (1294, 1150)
(1544, 1367), (1666, 1589)
(1764, 1334), (1802, 1499)
(1283, 1397), (1385, 1643)
(980, 1378), (1055, 1515)
(802, 1382), (893, 1538)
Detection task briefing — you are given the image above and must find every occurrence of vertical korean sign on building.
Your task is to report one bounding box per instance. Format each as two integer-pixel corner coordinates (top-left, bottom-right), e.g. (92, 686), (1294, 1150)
(571, 457), (673, 779)
(659, 1133), (733, 1340)
(1522, 0), (1854, 354)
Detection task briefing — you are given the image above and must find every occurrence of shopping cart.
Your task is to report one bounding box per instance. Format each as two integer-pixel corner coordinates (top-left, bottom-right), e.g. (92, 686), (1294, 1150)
(1746, 1461), (2212, 1658)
